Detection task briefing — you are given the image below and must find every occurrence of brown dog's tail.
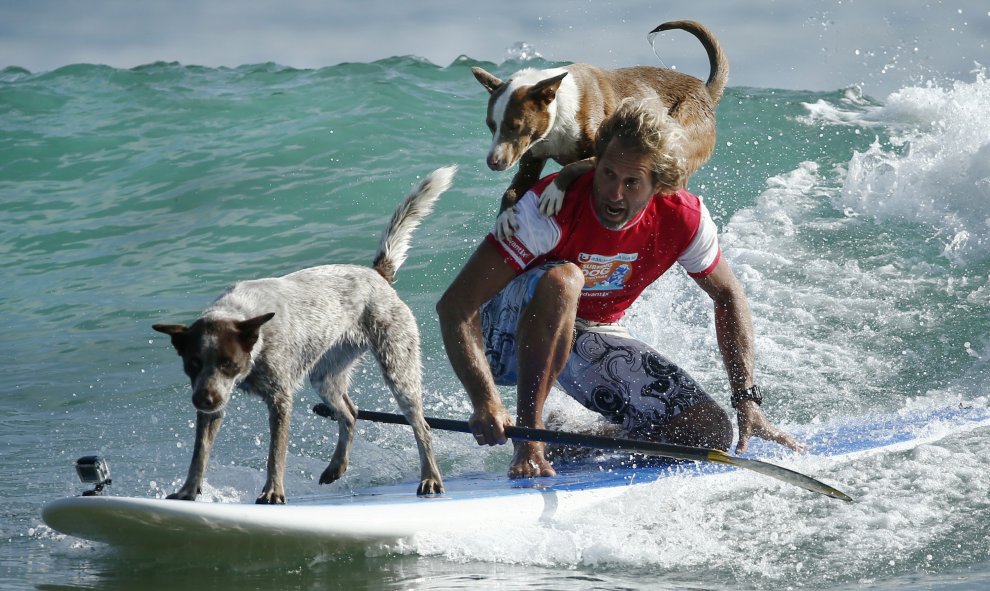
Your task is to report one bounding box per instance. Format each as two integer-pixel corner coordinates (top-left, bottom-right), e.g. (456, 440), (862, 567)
(372, 166), (456, 283)
(650, 20), (729, 104)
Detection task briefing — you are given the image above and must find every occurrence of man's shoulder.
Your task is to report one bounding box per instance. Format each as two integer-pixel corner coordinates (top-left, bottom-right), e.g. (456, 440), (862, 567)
(652, 189), (704, 226)
(526, 171), (592, 199)
(657, 189), (702, 212)
(530, 174), (558, 196)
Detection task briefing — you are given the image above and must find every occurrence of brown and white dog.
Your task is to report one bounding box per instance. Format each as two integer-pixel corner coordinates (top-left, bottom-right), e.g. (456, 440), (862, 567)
(472, 20), (728, 238)
(152, 167), (455, 504)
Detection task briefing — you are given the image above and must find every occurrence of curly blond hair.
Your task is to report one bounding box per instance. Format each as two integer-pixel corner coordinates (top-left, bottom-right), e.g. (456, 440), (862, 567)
(593, 99), (689, 193)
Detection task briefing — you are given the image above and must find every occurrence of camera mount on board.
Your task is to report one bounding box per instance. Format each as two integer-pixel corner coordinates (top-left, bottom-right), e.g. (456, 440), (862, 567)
(75, 456), (112, 496)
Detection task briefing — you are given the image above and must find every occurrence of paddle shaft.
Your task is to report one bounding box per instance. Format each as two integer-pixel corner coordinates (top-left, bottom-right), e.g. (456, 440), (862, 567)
(340, 407), (719, 463)
(312, 404), (853, 502)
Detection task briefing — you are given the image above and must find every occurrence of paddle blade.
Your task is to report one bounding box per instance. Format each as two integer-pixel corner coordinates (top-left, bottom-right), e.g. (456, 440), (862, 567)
(708, 450), (854, 502)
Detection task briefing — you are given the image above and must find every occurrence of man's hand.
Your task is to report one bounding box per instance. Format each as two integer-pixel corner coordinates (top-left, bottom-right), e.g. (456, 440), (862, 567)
(468, 402), (513, 446)
(735, 400), (808, 454)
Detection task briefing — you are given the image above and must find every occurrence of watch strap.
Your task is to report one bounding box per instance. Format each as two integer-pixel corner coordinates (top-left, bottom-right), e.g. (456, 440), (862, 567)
(731, 385), (763, 408)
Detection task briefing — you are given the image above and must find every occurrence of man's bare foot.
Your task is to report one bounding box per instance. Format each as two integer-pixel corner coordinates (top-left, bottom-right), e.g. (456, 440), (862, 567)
(508, 441), (556, 478)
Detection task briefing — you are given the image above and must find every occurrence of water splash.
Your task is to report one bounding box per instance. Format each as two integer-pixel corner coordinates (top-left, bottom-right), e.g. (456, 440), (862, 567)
(824, 70), (990, 265)
(504, 42), (543, 63)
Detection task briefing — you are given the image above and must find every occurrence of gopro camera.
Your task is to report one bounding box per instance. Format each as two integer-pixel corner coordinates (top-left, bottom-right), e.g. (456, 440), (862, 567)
(75, 456), (112, 496)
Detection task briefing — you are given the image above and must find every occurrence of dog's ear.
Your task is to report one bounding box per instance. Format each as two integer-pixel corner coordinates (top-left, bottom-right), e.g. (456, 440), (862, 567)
(471, 67), (503, 94)
(153, 323), (189, 354)
(529, 72), (568, 105)
(235, 313), (275, 352)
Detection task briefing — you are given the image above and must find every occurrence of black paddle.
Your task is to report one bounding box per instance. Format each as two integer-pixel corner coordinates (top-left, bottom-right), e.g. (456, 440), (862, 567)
(312, 403), (853, 502)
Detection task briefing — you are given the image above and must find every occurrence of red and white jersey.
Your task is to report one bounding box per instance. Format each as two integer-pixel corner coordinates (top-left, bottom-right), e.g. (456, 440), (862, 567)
(487, 171), (721, 323)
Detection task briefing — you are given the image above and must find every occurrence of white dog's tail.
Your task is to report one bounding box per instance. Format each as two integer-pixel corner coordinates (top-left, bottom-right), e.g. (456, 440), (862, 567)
(373, 165), (456, 283)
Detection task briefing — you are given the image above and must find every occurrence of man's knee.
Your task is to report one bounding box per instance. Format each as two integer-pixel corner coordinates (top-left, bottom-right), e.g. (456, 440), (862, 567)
(435, 289), (456, 324)
(436, 282), (475, 329)
(535, 263), (584, 304)
(660, 401), (733, 451)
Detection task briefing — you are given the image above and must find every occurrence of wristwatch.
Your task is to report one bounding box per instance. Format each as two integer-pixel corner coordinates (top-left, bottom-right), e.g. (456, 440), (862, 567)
(731, 385), (763, 408)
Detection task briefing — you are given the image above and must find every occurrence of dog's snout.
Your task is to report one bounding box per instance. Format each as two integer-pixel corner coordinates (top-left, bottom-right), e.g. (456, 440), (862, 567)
(192, 389), (224, 413)
(488, 148), (518, 171)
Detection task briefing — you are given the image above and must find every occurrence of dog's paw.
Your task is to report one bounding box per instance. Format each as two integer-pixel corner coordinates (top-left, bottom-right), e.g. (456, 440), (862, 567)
(319, 461), (348, 485)
(166, 484), (201, 501)
(255, 490), (286, 504)
(538, 182), (566, 217)
(416, 478), (445, 496)
(494, 207), (519, 241)
(166, 490), (198, 501)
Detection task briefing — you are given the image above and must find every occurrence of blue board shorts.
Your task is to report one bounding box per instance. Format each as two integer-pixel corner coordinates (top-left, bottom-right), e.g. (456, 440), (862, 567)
(481, 263), (713, 440)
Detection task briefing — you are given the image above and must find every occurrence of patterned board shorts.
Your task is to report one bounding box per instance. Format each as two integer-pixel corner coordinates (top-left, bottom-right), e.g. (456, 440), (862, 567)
(481, 263), (713, 440)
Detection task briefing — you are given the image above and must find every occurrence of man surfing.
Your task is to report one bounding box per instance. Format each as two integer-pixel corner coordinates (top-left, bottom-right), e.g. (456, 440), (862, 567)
(437, 99), (804, 477)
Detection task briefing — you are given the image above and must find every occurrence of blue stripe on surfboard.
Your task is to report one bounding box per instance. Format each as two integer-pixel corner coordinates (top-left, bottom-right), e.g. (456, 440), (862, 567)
(744, 403), (990, 459)
(287, 460), (708, 507)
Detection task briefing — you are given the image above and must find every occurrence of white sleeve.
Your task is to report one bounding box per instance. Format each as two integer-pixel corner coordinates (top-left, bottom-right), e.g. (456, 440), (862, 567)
(490, 189), (561, 269)
(677, 200), (720, 276)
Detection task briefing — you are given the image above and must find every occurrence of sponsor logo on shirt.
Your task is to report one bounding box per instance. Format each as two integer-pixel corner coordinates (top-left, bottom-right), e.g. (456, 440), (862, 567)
(578, 252), (638, 291)
(504, 235), (535, 266)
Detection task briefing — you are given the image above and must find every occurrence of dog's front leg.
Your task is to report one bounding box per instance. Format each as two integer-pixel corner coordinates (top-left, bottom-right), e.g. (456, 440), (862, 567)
(257, 394), (292, 504)
(539, 157), (596, 216)
(494, 187), (522, 241)
(169, 410), (224, 501)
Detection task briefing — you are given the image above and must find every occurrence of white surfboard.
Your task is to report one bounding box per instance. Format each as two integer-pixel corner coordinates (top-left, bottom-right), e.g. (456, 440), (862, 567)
(41, 464), (641, 551)
(41, 404), (990, 551)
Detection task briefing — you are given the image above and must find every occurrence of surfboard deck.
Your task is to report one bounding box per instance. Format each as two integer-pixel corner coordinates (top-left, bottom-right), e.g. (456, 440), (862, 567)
(41, 403), (990, 551)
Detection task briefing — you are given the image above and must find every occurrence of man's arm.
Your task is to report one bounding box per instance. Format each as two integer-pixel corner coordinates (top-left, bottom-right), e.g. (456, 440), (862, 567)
(436, 239), (519, 445)
(693, 258), (807, 453)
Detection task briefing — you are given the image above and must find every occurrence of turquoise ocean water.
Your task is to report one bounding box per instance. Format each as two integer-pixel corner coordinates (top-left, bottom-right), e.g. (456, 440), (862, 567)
(3, 55), (990, 590)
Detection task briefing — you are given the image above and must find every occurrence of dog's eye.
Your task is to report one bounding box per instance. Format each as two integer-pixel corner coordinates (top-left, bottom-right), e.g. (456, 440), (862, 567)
(217, 358), (239, 375)
(185, 357), (202, 375)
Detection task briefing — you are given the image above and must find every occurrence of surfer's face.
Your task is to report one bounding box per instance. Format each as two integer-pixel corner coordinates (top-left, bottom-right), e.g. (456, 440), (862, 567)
(592, 138), (662, 230)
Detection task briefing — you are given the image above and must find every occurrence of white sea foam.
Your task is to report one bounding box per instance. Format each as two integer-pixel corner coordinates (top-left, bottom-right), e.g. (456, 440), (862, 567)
(797, 85), (885, 127)
(819, 70), (990, 265)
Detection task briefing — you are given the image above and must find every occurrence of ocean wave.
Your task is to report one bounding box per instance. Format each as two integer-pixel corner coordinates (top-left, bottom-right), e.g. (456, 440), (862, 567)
(799, 69), (990, 265)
